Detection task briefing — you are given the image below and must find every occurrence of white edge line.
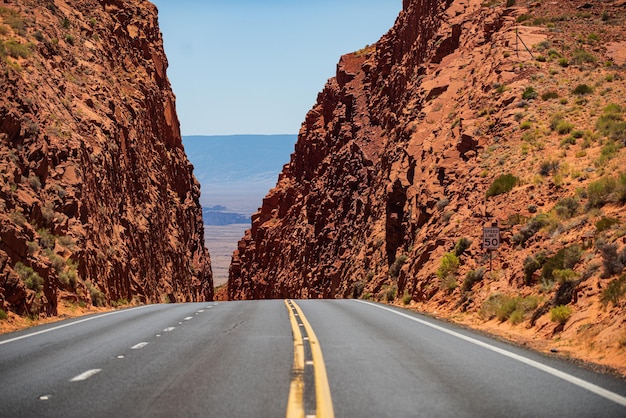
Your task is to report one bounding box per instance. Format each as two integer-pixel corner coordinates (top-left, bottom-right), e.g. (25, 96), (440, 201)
(69, 368), (102, 382)
(355, 300), (626, 408)
(0, 306), (150, 346)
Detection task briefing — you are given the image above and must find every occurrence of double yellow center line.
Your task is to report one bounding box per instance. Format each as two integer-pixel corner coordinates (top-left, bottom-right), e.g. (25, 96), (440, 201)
(284, 300), (334, 418)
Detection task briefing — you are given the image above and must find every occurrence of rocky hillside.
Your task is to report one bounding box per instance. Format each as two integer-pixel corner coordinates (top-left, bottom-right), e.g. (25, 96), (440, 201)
(229, 0), (626, 372)
(0, 0), (213, 320)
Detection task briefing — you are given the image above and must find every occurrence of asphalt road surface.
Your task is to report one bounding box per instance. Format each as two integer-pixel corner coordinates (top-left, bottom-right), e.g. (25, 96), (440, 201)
(1, 299), (625, 417)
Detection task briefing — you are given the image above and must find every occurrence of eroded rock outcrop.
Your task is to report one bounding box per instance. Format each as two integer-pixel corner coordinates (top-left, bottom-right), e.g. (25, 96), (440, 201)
(230, 0), (626, 372)
(0, 0), (213, 317)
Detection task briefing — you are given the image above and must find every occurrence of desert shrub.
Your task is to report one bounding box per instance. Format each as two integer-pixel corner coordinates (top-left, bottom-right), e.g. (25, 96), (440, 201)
(596, 217), (619, 232)
(15, 262), (43, 292)
(558, 57), (569, 67)
(596, 241), (626, 278)
(481, 294), (539, 323)
(555, 120), (575, 135)
(437, 252), (459, 280)
(541, 245), (582, 284)
(572, 84), (593, 96)
(539, 160), (559, 176)
(402, 291), (412, 305)
(586, 176), (617, 208)
(361, 292), (372, 300)
(389, 254), (408, 278)
(454, 237), (472, 257)
(436, 197), (449, 210)
(541, 91), (559, 100)
(512, 213), (549, 247)
(385, 285), (397, 302)
(523, 251), (546, 285)
(506, 0), (516, 7)
(462, 267), (486, 292)
(520, 121), (532, 130)
(4, 39), (31, 59)
(601, 274), (626, 306)
(44, 249), (65, 272)
(0, 309), (7, 320)
(351, 281), (365, 298)
(59, 266), (78, 289)
(596, 103), (626, 143)
(522, 86), (538, 100)
(486, 173), (519, 198)
(550, 305), (572, 324)
(552, 269), (580, 284)
(0, 7), (26, 35)
(571, 49), (596, 65)
(37, 228), (56, 249)
(554, 196), (579, 219)
(89, 285), (105, 307)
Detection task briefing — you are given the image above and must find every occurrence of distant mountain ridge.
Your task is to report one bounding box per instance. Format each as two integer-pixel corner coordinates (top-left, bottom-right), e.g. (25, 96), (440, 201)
(182, 134), (297, 223)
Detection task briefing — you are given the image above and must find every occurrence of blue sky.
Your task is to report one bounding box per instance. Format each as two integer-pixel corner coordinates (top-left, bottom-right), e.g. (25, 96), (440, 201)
(151, 1), (401, 135)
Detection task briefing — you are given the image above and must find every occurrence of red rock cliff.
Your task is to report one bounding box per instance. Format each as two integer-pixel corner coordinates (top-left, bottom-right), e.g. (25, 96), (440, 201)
(0, 0), (213, 318)
(229, 0), (626, 370)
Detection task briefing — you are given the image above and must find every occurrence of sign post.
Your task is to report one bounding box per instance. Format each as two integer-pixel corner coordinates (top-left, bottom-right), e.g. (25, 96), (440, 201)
(483, 226), (500, 272)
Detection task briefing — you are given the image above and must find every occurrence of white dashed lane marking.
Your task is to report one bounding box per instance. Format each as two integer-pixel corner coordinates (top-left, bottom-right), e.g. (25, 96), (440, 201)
(184, 316), (193, 321)
(163, 327), (176, 332)
(69, 369), (102, 382)
(131, 342), (149, 350)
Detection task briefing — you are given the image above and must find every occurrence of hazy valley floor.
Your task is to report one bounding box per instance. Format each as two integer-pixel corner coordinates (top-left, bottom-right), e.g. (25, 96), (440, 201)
(204, 224), (250, 287)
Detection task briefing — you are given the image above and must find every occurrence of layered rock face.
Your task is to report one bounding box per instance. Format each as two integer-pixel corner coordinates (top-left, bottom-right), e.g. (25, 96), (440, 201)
(229, 0), (626, 370)
(0, 0), (213, 317)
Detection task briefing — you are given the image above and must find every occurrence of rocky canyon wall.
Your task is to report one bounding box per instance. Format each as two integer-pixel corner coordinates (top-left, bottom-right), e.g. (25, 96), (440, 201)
(0, 0), (213, 318)
(229, 0), (626, 371)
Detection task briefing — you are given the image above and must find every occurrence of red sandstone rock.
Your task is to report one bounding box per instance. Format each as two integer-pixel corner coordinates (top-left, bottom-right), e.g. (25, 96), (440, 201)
(0, 0), (212, 317)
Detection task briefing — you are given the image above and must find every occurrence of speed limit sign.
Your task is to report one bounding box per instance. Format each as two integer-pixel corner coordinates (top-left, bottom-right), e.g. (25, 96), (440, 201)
(483, 227), (500, 250)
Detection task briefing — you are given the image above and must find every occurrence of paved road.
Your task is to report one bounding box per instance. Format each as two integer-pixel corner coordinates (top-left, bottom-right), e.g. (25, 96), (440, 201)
(1, 300), (625, 417)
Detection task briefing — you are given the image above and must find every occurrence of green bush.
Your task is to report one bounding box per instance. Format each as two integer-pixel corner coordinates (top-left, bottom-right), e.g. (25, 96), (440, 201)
(596, 217), (619, 232)
(351, 281), (364, 298)
(520, 120), (532, 130)
(541, 91), (559, 100)
(572, 84), (594, 96)
(601, 274), (626, 306)
(462, 267), (486, 292)
(571, 49), (596, 65)
(385, 285), (397, 302)
(550, 305), (572, 324)
(3, 39), (31, 59)
(389, 254), (408, 278)
(554, 196), (579, 219)
(37, 228), (56, 249)
(89, 285), (105, 307)
(522, 86), (538, 100)
(481, 294), (540, 323)
(486, 173), (519, 198)
(402, 291), (412, 305)
(513, 214), (549, 247)
(586, 176), (617, 208)
(523, 252), (546, 285)
(437, 252), (459, 280)
(15, 262), (44, 292)
(0, 6), (26, 35)
(454, 237), (472, 257)
(539, 160), (559, 176)
(0, 309), (7, 320)
(541, 245), (582, 284)
(555, 120), (575, 135)
(596, 103), (626, 142)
